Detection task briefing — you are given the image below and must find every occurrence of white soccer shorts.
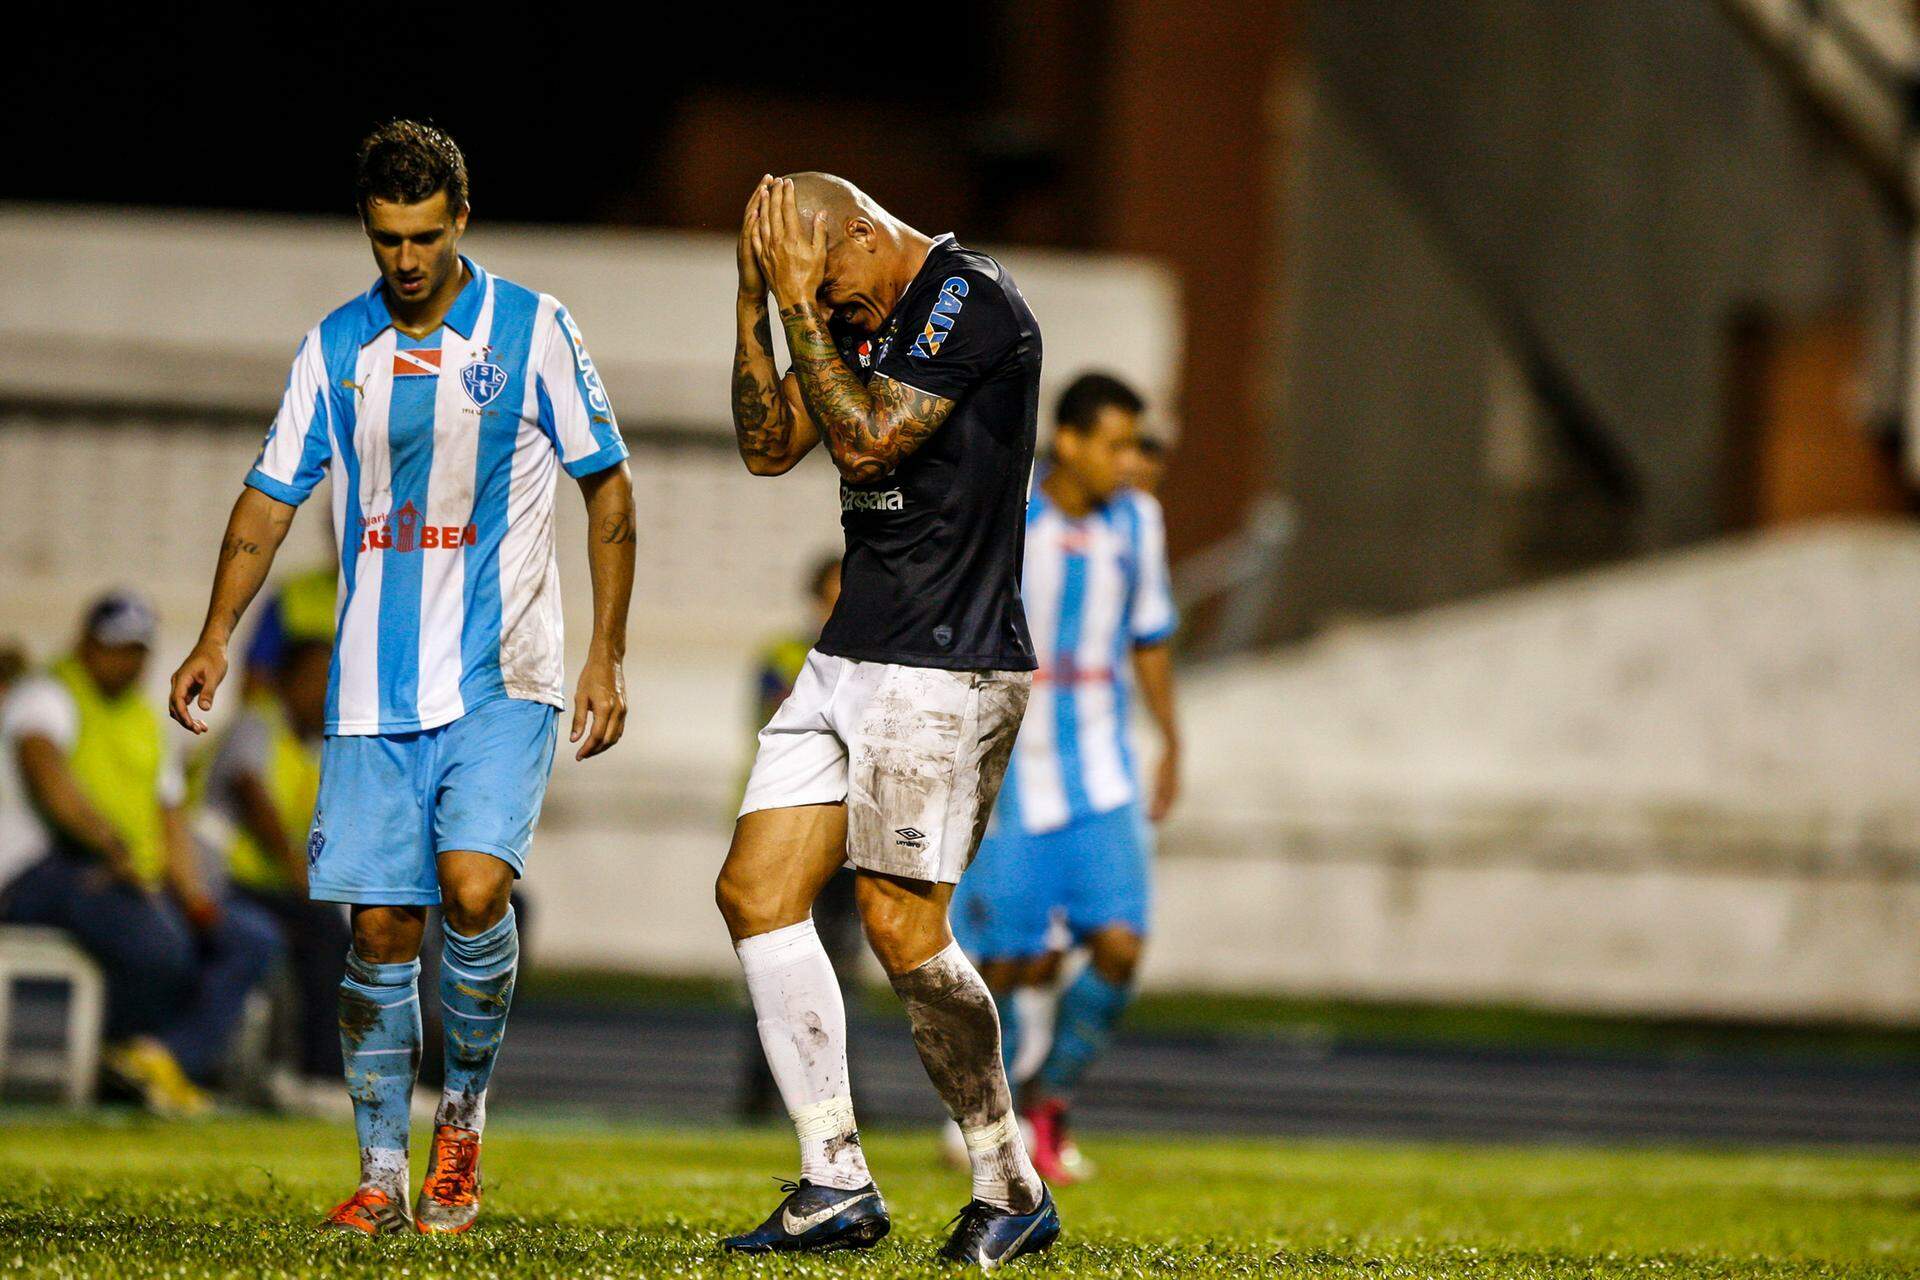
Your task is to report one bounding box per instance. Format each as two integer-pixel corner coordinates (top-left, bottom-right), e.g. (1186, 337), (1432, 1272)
(739, 650), (1031, 884)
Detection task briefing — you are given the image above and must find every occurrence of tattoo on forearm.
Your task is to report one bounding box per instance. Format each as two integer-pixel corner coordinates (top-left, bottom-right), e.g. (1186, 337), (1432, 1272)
(598, 512), (637, 545)
(732, 307), (791, 461)
(779, 301), (951, 485)
(220, 535), (260, 562)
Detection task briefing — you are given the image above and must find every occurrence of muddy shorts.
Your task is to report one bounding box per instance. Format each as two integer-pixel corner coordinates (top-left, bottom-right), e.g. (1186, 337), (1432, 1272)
(739, 651), (1032, 884)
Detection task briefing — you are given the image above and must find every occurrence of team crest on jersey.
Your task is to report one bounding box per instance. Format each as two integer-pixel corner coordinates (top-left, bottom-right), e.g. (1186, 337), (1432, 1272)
(460, 359), (509, 407)
(910, 276), (969, 359)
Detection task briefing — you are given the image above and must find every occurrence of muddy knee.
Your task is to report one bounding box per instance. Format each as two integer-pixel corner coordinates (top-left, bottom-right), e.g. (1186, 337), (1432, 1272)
(1088, 926), (1143, 984)
(856, 872), (951, 976)
(351, 906), (426, 964)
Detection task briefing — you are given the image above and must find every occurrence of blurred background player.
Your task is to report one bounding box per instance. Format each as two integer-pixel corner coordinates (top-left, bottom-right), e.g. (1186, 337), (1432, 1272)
(191, 570), (348, 1113)
(1122, 432), (1169, 497)
(0, 592), (282, 1116)
(166, 121), (636, 1235)
(734, 552), (865, 1122)
(718, 173), (1057, 1266)
(952, 371), (1181, 1183)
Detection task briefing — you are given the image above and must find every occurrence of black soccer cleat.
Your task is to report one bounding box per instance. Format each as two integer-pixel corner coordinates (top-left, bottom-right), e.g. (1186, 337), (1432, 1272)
(721, 1178), (891, 1254)
(937, 1186), (1061, 1269)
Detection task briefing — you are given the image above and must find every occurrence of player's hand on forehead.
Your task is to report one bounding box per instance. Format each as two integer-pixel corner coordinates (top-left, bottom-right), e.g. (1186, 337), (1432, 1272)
(763, 178), (829, 308)
(740, 176), (776, 296)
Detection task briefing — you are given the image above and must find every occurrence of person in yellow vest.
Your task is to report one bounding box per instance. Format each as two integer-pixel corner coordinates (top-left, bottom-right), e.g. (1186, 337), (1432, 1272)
(195, 622), (347, 1100)
(0, 592), (283, 1115)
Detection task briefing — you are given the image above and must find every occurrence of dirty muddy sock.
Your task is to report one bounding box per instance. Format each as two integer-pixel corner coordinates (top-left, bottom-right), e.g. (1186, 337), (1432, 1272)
(438, 907), (518, 1135)
(1037, 967), (1131, 1099)
(736, 918), (871, 1190)
(339, 953), (422, 1199)
(890, 942), (1043, 1212)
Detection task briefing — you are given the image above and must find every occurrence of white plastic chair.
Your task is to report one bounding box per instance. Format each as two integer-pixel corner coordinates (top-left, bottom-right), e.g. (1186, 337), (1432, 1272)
(0, 925), (105, 1106)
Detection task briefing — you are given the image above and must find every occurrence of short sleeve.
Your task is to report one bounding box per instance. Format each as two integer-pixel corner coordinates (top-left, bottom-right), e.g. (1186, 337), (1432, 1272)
(871, 269), (1018, 403)
(536, 301), (628, 479)
(1127, 492), (1178, 645)
(245, 328), (333, 506)
(1, 677), (78, 752)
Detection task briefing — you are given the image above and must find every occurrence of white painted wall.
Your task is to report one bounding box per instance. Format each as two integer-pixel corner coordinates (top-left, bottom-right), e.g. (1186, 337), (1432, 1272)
(1159, 521), (1920, 1020)
(0, 204), (1182, 437)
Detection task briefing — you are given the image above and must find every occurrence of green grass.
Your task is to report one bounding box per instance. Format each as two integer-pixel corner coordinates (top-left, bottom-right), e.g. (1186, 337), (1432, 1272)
(2, 1115), (1919, 1277)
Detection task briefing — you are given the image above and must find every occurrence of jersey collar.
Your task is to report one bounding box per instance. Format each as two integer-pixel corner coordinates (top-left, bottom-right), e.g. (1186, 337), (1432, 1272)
(870, 234), (958, 343)
(360, 255), (487, 340)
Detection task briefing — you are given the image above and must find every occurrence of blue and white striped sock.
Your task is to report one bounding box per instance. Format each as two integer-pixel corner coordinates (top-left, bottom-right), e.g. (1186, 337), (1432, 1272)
(1036, 968), (1132, 1098)
(339, 954), (422, 1197)
(438, 906), (519, 1134)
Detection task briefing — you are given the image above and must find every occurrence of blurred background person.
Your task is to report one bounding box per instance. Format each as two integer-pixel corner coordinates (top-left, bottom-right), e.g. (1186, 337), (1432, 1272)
(951, 372), (1180, 1183)
(0, 592), (282, 1115)
(191, 575), (347, 1113)
(237, 564), (336, 701)
(734, 552), (865, 1121)
(1121, 432), (1169, 498)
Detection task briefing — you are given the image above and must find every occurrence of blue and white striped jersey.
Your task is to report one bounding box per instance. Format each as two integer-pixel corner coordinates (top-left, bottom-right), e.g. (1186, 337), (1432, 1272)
(996, 484), (1177, 835)
(246, 258), (628, 736)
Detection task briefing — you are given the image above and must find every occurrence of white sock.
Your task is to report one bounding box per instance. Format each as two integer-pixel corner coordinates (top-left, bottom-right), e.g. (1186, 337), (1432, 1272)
(736, 919), (872, 1190)
(359, 1147), (410, 1202)
(1008, 985), (1058, 1087)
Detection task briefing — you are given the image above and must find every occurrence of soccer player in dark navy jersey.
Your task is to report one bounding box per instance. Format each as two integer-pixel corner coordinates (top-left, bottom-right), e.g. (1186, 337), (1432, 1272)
(716, 174), (1058, 1267)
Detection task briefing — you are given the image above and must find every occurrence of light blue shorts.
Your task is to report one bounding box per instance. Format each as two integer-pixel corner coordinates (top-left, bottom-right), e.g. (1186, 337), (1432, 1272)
(951, 801), (1152, 962)
(307, 697), (559, 906)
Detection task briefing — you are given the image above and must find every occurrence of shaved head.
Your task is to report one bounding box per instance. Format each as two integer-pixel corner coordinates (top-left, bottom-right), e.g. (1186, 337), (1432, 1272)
(751, 171), (931, 334)
(784, 172), (889, 245)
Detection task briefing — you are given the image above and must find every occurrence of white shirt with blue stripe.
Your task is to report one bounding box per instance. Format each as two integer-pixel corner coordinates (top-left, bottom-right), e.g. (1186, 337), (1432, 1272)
(999, 484), (1177, 835)
(246, 257), (628, 736)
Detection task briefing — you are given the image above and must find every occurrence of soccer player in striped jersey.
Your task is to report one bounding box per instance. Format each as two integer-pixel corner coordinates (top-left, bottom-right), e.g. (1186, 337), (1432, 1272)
(167, 121), (636, 1235)
(951, 372), (1182, 1184)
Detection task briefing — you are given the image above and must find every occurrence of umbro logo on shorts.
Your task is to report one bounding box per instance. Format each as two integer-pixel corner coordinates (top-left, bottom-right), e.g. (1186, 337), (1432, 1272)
(895, 827), (927, 849)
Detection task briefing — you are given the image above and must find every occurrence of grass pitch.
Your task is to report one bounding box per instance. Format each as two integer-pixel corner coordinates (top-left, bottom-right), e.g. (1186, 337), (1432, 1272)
(0, 1114), (1917, 1277)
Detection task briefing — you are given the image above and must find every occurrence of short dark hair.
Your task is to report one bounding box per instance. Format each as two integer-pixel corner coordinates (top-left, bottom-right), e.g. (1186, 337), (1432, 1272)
(1055, 371), (1144, 434)
(355, 120), (468, 216)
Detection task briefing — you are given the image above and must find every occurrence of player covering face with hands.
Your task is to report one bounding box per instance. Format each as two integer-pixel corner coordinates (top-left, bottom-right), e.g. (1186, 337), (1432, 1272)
(719, 174), (1059, 1268)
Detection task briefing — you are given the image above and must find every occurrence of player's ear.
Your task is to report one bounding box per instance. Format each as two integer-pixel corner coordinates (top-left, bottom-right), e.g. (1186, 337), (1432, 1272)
(452, 202), (470, 236)
(846, 217), (877, 251)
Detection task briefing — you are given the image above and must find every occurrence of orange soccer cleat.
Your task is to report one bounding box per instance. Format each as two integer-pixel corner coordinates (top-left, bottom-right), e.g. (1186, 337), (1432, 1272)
(414, 1124), (483, 1234)
(321, 1186), (412, 1235)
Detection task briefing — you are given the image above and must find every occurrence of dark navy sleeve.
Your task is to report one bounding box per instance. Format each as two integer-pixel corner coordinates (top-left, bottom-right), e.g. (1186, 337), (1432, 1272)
(871, 269), (1017, 403)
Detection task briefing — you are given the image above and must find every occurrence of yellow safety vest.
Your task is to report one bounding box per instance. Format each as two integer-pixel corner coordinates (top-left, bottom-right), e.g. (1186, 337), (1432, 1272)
(51, 656), (167, 887)
(190, 701), (321, 894)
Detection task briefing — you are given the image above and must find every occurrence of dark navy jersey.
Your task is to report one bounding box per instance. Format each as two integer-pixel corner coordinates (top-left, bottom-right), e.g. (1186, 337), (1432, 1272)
(815, 235), (1040, 672)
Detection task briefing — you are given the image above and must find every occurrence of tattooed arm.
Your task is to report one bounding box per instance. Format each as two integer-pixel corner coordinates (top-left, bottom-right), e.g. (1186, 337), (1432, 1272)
(733, 178), (819, 476)
(757, 178), (958, 484)
(778, 298), (954, 484)
(571, 462), (635, 760)
(169, 486), (297, 734)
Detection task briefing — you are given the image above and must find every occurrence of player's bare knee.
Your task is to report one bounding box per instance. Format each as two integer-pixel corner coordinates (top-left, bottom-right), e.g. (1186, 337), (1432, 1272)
(977, 958), (1022, 992)
(1089, 927), (1143, 984)
(351, 905), (426, 964)
(1022, 952), (1064, 987)
(855, 872), (950, 976)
